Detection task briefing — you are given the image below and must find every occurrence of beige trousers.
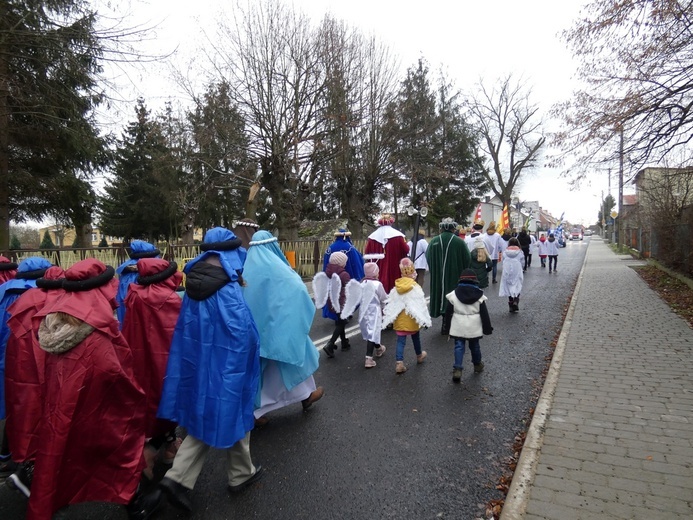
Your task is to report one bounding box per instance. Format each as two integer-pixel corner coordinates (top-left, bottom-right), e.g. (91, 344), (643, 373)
(165, 432), (255, 489)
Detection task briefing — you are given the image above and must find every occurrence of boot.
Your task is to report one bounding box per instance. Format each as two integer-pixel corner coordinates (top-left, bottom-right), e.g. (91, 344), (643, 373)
(452, 368), (462, 383)
(365, 356), (376, 368)
(374, 345), (387, 357)
(416, 351), (427, 364)
(340, 338), (351, 351)
(395, 361), (407, 374)
(323, 342), (336, 358)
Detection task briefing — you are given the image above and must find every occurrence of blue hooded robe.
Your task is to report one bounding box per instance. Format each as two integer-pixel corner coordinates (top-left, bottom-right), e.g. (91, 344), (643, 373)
(322, 232), (364, 318)
(243, 230), (319, 400)
(157, 227), (260, 448)
(0, 256), (52, 418)
(115, 240), (160, 328)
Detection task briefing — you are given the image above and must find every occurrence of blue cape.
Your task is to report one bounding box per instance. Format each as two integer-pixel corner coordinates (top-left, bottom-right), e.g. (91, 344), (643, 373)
(243, 231), (319, 395)
(0, 256), (52, 418)
(157, 227), (259, 448)
(116, 240), (160, 327)
(322, 237), (364, 318)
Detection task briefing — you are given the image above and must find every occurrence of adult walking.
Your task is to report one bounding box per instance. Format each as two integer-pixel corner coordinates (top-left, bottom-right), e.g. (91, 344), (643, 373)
(426, 217), (471, 327)
(151, 227), (263, 515)
(323, 228), (364, 289)
(517, 228), (532, 272)
(483, 221), (504, 284)
(115, 240), (161, 328)
(407, 230), (429, 291)
(364, 213), (409, 293)
(243, 230), (323, 425)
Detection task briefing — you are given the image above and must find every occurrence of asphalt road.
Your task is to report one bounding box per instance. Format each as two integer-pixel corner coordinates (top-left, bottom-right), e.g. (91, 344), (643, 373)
(0, 238), (590, 520)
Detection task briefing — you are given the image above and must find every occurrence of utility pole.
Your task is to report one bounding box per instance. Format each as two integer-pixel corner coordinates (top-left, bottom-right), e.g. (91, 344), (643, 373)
(618, 126), (624, 248)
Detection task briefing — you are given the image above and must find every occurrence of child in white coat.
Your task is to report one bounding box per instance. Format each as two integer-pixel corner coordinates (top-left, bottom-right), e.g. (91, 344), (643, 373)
(499, 237), (524, 312)
(443, 269), (493, 383)
(358, 262), (388, 368)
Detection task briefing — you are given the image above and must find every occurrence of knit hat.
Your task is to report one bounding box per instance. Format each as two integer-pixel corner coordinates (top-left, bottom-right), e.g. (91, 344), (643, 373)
(328, 251), (348, 267)
(439, 217), (458, 232)
(399, 257), (416, 279)
(364, 262), (379, 280)
(458, 268), (479, 285)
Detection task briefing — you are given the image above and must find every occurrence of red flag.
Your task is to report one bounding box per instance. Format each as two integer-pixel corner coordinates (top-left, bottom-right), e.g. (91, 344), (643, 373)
(474, 203), (482, 222)
(497, 204), (510, 236)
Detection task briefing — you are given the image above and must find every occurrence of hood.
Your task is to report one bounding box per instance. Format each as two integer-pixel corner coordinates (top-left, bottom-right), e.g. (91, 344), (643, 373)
(325, 263), (345, 278)
(38, 312), (95, 354)
(185, 260), (231, 301)
(136, 258), (183, 289)
(395, 276), (416, 294)
(454, 283), (484, 304)
(539, 236), (546, 242)
(504, 246), (522, 258)
(548, 236), (555, 242)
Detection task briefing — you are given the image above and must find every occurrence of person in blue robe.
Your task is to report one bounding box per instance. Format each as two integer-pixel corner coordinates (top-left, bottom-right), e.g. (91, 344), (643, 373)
(242, 230), (323, 426)
(151, 227), (263, 514)
(115, 240), (160, 328)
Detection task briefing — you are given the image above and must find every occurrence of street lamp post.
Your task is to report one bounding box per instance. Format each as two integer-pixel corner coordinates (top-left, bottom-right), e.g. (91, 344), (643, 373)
(406, 205), (428, 263)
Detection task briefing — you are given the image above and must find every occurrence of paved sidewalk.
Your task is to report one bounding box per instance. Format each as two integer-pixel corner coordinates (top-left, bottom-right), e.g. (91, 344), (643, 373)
(501, 238), (693, 520)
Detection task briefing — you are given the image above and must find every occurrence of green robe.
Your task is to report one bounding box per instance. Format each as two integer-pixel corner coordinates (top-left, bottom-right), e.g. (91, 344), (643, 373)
(426, 231), (471, 317)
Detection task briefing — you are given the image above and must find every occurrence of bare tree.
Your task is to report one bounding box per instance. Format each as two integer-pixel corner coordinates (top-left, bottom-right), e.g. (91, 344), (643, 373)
(316, 15), (399, 237)
(210, 0), (326, 240)
(466, 75), (546, 208)
(553, 0), (693, 178)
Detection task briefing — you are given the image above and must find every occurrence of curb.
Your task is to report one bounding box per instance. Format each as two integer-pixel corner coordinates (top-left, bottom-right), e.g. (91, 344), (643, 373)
(499, 238), (591, 519)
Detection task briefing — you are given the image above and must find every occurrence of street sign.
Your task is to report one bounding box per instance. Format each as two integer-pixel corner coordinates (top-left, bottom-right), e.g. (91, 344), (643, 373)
(610, 210), (618, 218)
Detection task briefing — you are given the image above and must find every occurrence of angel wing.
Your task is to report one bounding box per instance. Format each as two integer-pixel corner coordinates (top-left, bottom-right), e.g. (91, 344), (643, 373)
(312, 271), (330, 309)
(340, 279), (363, 319)
(329, 273), (342, 313)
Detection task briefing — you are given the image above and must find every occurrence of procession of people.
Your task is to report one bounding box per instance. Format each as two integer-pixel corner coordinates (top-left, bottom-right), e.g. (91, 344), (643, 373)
(0, 211), (557, 519)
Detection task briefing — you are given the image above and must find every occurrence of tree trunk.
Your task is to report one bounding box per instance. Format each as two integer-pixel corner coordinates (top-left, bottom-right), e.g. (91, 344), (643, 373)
(0, 48), (10, 251)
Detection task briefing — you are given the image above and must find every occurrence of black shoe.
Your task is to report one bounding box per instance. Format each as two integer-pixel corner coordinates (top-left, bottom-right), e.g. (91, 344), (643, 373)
(323, 343), (335, 358)
(492, 279), (497, 283)
(340, 340), (350, 351)
(159, 476), (192, 512)
(228, 465), (264, 493)
(302, 387), (324, 410)
(6, 461), (33, 498)
(127, 488), (163, 520)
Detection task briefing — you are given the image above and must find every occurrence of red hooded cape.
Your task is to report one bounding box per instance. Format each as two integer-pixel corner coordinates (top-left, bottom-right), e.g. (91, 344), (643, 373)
(122, 258), (182, 438)
(5, 266), (65, 463)
(0, 255), (18, 284)
(27, 259), (146, 520)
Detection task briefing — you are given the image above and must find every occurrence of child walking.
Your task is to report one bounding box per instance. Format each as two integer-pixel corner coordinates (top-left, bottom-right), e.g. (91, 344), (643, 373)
(382, 258), (432, 374)
(358, 261), (388, 368)
(499, 237), (524, 313)
(537, 233), (548, 267)
(313, 251), (353, 358)
(442, 269), (493, 383)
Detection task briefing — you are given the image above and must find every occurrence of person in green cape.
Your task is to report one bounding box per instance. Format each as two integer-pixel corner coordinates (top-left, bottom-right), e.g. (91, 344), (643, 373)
(426, 217), (471, 331)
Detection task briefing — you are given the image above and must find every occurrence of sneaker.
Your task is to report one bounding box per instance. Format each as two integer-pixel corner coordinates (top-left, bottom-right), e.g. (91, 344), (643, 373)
(474, 362), (485, 373)
(452, 368), (462, 383)
(395, 361), (407, 374)
(374, 345), (386, 358)
(365, 356), (376, 368)
(7, 461), (33, 498)
(0, 458), (18, 479)
(323, 343), (335, 358)
(416, 351), (427, 364)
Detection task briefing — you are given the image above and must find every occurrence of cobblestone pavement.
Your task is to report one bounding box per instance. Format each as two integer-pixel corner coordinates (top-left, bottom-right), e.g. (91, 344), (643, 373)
(502, 238), (693, 519)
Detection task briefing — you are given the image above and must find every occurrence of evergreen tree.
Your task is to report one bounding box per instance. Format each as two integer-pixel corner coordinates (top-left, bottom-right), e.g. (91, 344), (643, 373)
(0, 1), (108, 249)
(99, 99), (173, 242)
(39, 230), (55, 250)
(9, 235), (20, 250)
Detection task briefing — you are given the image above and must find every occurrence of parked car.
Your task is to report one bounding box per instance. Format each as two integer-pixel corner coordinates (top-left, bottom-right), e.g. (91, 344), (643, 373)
(584, 229), (593, 237)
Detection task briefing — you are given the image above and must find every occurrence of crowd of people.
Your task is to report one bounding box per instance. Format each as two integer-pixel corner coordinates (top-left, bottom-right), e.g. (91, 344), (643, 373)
(0, 215), (562, 519)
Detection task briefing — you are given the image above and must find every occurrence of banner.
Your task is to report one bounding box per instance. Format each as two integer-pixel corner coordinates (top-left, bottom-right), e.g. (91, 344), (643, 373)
(497, 204), (510, 236)
(474, 203), (482, 222)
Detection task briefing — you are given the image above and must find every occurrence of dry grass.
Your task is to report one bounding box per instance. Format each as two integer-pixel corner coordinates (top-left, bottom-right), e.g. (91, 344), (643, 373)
(633, 265), (693, 328)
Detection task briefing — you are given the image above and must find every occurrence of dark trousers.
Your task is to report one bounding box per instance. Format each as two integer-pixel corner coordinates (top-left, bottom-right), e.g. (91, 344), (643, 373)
(549, 255), (558, 270)
(329, 318), (348, 346)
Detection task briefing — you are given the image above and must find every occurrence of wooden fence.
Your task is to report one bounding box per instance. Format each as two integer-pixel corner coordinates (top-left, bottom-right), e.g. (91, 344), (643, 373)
(2, 238), (369, 279)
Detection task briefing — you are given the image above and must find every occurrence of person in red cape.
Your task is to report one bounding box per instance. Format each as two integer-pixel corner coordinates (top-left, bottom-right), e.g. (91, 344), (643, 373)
(4, 267), (65, 496)
(122, 258), (183, 480)
(28, 259), (147, 520)
(364, 213), (410, 293)
(0, 255), (18, 284)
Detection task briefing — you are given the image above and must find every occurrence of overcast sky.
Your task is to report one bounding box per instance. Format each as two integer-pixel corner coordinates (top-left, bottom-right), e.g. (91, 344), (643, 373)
(109, 0), (628, 226)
